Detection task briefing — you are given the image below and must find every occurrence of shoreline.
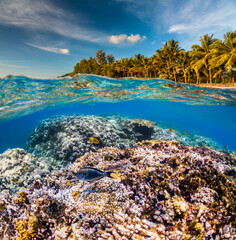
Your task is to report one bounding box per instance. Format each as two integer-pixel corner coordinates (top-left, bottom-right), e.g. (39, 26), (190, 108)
(73, 74), (236, 89)
(2, 74), (236, 89)
(191, 83), (236, 89)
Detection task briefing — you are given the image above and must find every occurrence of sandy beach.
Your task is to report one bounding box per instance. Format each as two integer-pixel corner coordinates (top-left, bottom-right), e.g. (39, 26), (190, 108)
(192, 83), (236, 89)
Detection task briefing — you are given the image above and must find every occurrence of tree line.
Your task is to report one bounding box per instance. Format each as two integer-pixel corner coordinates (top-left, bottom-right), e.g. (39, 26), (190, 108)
(70, 30), (236, 84)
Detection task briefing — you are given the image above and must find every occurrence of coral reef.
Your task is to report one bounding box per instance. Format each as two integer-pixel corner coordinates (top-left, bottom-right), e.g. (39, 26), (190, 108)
(1, 115), (220, 195)
(0, 141), (235, 239)
(27, 115), (157, 165)
(27, 115), (221, 167)
(0, 148), (50, 194)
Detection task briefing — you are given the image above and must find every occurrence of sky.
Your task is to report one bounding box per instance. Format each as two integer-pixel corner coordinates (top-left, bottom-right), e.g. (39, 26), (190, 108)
(0, 0), (235, 78)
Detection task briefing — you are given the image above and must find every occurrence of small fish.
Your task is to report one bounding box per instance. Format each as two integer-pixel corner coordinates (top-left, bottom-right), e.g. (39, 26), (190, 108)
(203, 143), (206, 148)
(66, 180), (70, 186)
(90, 137), (99, 144)
(169, 128), (174, 132)
(76, 167), (116, 182)
(184, 132), (187, 135)
(176, 133), (181, 136)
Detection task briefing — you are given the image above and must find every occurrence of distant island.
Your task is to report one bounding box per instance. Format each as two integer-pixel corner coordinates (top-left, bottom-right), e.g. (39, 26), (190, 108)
(69, 31), (236, 86)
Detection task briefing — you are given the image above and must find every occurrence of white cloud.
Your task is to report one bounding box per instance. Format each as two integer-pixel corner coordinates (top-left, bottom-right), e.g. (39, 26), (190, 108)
(109, 34), (128, 44)
(127, 34), (147, 43)
(0, 0), (106, 43)
(168, 0), (236, 39)
(109, 33), (147, 44)
(26, 43), (70, 54)
(115, 0), (236, 49)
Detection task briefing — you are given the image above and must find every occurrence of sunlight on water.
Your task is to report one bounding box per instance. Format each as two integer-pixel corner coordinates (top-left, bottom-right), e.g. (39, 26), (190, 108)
(1, 75), (236, 121)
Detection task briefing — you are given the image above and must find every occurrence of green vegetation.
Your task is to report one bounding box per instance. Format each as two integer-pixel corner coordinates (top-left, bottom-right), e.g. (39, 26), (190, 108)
(70, 31), (236, 84)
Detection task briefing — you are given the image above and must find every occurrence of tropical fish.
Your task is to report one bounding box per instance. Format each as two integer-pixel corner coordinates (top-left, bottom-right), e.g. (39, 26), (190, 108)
(76, 167), (116, 182)
(184, 132), (187, 135)
(169, 128), (174, 132)
(90, 137), (99, 144)
(66, 180), (70, 186)
(176, 133), (181, 136)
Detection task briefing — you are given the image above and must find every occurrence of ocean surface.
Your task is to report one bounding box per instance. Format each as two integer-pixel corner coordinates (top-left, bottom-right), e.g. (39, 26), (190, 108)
(0, 74), (236, 153)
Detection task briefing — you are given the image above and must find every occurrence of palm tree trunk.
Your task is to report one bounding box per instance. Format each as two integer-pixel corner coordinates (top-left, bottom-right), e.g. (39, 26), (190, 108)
(184, 71), (187, 83)
(167, 62), (170, 79)
(209, 68), (212, 84)
(196, 70), (200, 84)
(173, 70), (176, 82)
(221, 74), (224, 84)
(231, 72), (235, 83)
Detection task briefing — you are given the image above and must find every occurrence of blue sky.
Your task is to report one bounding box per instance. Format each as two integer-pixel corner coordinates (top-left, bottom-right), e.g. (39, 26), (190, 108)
(0, 0), (235, 78)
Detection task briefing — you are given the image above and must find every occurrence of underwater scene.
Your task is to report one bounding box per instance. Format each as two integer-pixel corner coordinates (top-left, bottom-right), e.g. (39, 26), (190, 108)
(0, 75), (236, 239)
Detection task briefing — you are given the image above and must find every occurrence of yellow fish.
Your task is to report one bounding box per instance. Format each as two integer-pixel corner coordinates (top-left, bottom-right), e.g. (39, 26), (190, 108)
(176, 133), (181, 136)
(90, 137), (99, 144)
(169, 128), (174, 132)
(203, 143), (206, 148)
(184, 132), (187, 135)
(66, 180), (70, 186)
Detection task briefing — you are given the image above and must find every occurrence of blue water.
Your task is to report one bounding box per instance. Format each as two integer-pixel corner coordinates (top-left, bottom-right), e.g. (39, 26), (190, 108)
(0, 75), (236, 153)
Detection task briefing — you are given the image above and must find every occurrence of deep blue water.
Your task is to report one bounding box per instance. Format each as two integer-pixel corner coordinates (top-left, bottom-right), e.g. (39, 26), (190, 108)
(0, 75), (236, 153)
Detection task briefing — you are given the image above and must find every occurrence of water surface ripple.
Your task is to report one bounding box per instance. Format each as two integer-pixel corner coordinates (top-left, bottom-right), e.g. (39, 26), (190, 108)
(1, 75), (236, 121)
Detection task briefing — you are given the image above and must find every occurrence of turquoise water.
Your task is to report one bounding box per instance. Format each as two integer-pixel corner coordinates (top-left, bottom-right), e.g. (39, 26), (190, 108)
(0, 75), (236, 153)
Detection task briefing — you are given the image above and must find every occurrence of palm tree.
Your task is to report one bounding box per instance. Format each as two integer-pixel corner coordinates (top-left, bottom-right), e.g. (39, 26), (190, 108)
(177, 51), (191, 83)
(159, 39), (183, 82)
(191, 34), (216, 84)
(132, 54), (143, 77)
(115, 61), (122, 78)
(120, 58), (129, 77)
(213, 66), (225, 83)
(211, 31), (236, 83)
(151, 55), (161, 78)
(127, 57), (135, 77)
(153, 49), (168, 79)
